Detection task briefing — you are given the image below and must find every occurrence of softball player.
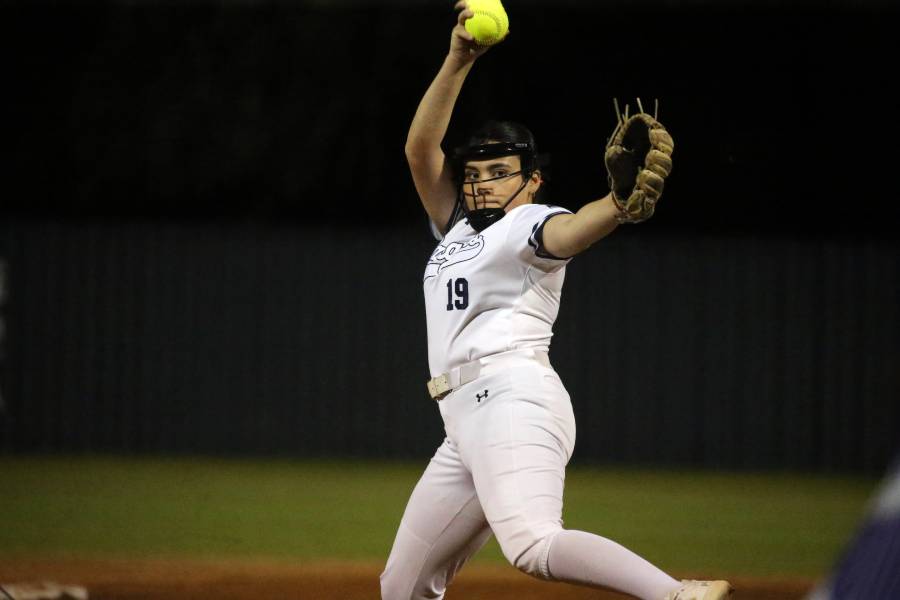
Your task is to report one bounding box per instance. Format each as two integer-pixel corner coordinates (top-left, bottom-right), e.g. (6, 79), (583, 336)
(380, 3), (732, 599)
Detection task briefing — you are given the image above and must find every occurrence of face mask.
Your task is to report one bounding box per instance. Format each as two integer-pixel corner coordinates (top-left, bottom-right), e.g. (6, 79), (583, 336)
(459, 170), (529, 232)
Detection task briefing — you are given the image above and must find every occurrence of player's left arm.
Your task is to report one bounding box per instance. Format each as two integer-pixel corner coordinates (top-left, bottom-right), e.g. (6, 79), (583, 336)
(541, 103), (675, 258)
(540, 193), (621, 258)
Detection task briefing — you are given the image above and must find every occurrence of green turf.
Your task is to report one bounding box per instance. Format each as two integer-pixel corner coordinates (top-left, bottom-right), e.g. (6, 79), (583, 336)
(0, 456), (877, 577)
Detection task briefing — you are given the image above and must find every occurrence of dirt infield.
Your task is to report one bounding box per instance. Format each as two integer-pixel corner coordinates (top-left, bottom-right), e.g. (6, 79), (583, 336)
(0, 558), (816, 600)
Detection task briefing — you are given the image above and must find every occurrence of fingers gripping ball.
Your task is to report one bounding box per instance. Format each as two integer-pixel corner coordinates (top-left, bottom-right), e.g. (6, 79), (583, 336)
(465, 0), (509, 46)
(604, 100), (674, 223)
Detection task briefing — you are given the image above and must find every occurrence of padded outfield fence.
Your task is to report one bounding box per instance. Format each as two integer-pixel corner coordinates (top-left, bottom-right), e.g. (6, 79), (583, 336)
(0, 222), (896, 472)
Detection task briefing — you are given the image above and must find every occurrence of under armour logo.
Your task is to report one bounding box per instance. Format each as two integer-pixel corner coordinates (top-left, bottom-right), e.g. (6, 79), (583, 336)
(476, 390), (489, 403)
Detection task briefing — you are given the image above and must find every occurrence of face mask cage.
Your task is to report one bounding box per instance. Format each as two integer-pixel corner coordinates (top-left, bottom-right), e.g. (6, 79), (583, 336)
(461, 170), (524, 209)
(452, 142), (537, 232)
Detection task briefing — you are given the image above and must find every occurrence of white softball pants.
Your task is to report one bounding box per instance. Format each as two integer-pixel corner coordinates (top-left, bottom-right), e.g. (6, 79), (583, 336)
(380, 360), (681, 600)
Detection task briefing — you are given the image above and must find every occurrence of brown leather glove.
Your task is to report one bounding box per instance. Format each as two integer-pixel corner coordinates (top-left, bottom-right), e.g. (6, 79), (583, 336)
(604, 101), (675, 223)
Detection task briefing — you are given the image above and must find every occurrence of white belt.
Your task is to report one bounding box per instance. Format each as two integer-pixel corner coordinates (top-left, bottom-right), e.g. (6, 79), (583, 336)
(426, 349), (551, 400)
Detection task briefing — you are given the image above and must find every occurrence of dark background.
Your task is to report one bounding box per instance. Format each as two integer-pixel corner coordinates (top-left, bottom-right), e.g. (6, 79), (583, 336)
(1, 0), (898, 472)
(4, 0), (899, 233)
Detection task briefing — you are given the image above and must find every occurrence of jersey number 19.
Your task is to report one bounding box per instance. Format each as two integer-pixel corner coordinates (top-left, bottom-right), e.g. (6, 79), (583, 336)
(446, 278), (469, 311)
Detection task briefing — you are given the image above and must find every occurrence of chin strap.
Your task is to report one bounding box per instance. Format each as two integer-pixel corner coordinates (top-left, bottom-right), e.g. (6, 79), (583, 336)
(461, 177), (531, 232)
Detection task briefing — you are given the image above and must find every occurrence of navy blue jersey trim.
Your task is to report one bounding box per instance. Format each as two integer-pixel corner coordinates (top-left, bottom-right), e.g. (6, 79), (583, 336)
(529, 210), (572, 260)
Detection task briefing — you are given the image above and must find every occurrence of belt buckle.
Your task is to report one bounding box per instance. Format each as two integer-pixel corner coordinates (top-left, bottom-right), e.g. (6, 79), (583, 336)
(427, 373), (452, 400)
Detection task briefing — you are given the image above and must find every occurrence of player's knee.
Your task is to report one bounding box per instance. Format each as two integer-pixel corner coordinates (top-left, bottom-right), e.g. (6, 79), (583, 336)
(379, 568), (398, 600)
(380, 566), (442, 600)
(380, 569), (412, 600)
(500, 529), (560, 581)
(380, 569), (415, 600)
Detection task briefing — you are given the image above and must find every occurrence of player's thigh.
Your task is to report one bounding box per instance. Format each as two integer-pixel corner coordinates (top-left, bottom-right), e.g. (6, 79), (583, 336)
(463, 366), (575, 562)
(391, 437), (486, 542)
(382, 438), (491, 599)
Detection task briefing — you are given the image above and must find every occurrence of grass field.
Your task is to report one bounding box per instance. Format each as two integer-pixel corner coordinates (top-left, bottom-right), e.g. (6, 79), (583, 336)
(0, 456), (878, 579)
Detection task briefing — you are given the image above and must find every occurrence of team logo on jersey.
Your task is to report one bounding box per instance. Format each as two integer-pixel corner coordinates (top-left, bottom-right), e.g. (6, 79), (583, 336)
(424, 235), (485, 280)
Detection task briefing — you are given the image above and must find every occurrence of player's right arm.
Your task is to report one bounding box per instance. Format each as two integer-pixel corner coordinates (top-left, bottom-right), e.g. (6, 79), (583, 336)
(405, 1), (489, 234)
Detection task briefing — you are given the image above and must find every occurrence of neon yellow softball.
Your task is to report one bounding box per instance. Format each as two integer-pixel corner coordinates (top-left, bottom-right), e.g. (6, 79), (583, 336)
(464, 0), (509, 47)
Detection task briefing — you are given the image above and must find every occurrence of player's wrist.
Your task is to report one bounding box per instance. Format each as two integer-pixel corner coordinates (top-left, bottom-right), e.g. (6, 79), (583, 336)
(446, 47), (480, 68)
(606, 192), (631, 224)
(442, 53), (478, 78)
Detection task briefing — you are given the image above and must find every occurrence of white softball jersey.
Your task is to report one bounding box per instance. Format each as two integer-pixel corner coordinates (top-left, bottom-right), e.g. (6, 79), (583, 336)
(424, 203), (573, 378)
